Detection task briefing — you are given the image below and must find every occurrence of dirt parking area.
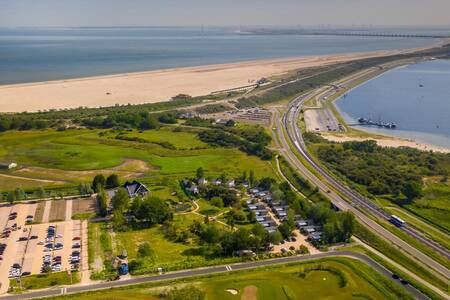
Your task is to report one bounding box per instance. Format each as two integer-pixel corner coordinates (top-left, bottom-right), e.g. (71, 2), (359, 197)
(0, 201), (87, 293)
(72, 198), (96, 217)
(49, 200), (67, 222)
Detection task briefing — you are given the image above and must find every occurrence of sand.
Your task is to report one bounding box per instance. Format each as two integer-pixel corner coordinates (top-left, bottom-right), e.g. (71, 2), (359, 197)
(0, 49), (415, 113)
(322, 134), (450, 153)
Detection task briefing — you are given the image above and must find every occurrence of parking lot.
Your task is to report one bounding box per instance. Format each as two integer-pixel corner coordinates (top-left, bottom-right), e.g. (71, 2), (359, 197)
(0, 201), (88, 293)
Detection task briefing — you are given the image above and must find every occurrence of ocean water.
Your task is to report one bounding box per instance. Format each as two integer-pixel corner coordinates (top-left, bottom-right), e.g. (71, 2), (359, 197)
(335, 60), (450, 149)
(0, 27), (438, 85)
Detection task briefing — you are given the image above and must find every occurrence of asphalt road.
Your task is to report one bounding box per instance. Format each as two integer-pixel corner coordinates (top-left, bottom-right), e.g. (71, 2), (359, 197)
(0, 251), (428, 300)
(275, 68), (450, 279)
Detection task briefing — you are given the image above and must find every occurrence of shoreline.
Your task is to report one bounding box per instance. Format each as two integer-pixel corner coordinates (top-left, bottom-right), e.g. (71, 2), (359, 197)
(327, 60), (450, 153)
(322, 133), (450, 153)
(0, 45), (432, 113)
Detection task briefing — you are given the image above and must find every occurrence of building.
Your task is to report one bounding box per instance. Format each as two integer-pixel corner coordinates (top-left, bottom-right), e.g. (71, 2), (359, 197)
(0, 162), (17, 170)
(198, 178), (208, 185)
(123, 181), (149, 198)
(226, 180), (235, 188)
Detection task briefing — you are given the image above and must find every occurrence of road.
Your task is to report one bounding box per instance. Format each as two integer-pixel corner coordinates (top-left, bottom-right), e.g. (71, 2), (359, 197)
(0, 251), (428, 300)
(274, 67), (450, 280)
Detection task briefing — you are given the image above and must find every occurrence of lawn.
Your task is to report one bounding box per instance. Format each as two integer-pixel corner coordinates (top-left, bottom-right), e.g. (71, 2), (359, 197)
(10, 271), (79, 292)
(124, 127), (208, 149)
(0, 128), (273, 190)
(114, 214), (203, 261)
(405, 179), (450, 233)
(88, 222), (112, 272)
(48, 258), (409, 300)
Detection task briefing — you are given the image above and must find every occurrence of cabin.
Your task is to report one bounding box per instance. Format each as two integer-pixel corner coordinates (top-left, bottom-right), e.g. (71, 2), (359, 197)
(0, 162), (17, 170)
(123, 181), (149, 198)
(226, 180), (235, 188)
(198, 178), (208, 185)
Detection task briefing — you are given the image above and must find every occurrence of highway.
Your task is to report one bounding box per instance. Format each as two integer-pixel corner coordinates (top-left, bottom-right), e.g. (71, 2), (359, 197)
(0, 251), (428, 300)
(275, 69), (450, 280)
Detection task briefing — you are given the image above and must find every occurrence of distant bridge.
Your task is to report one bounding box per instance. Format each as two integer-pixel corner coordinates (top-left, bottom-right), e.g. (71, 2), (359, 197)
(243, 30), (450, 39)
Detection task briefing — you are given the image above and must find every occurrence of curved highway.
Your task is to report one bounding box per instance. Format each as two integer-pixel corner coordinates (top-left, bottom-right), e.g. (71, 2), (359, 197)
(275, 70), (450, 280)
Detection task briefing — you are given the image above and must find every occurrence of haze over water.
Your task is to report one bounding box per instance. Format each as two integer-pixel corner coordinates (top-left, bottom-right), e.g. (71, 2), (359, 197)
(335, 60), (450, 149)
(0, 27), (437, 85)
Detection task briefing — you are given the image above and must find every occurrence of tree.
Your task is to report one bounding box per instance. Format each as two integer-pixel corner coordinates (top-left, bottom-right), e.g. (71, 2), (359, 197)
(111, 188), (130, 212)
(36, 187), (47, 199)
(199, 224), (222, 244)
(341, 212), (355, 241)
(137, 242), (155, 261)
(130, 196), (143, 216)
(210, 197), (224, 208)
(14, 188), (26, 201)
(278, 221), (293, 239)
(402, 181), (423, 201)
(78, 183), (93, 195)
(112, 209), (126, 230)
(96, 187), (108, 217)
(92, 174), (106, 192)
(249, 170), (255, 187)
(196, 167), (204, 180)
(135, 197), (172, 226)
(106, 174), (120, 189)
(7, 192), (15, 204)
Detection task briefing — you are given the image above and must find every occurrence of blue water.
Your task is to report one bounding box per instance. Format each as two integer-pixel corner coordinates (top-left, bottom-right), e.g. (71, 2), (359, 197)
(335, 60), (450, 149)
(0, 27), (437, 85)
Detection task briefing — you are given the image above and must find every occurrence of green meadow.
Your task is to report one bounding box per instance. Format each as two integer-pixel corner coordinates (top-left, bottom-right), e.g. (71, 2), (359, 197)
(50, 258), (411, 300)
(0, 127), (274, 191)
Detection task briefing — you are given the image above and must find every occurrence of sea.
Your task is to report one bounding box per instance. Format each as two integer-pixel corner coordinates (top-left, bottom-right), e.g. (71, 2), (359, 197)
(0, 27), (440, 85)
(1, 27), (449, 149)
(335, 60), (450, 149)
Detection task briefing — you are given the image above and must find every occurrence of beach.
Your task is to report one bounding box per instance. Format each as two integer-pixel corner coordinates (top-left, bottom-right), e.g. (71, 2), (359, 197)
(0, 49), (412, 113)
(322, 134), (450, 153)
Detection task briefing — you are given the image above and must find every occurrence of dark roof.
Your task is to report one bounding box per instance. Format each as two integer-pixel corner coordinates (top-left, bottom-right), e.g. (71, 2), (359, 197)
(123, 181), (149, 197)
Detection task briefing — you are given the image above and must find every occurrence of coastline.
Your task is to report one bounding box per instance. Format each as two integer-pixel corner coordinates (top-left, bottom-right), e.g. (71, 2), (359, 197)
(327, 60), (450, 153)
(0, 46), (428, 113)
(322, 133), (450, 154)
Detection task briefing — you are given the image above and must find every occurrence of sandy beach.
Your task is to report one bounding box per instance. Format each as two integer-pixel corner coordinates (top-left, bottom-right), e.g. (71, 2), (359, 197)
(322, 134), (450, 153)
(0, 49), (414, 113)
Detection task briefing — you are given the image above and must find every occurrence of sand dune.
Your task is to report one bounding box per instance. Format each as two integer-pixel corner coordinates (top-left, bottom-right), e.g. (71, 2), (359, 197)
(0, 49), (408, 113)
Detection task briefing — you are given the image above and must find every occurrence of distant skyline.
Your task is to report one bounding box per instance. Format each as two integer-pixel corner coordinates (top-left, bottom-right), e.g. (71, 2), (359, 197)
(1, 0), (450, 28)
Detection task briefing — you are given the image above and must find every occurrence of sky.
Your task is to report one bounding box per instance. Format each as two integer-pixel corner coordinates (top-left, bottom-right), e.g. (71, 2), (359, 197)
(0, 0), (449, 28)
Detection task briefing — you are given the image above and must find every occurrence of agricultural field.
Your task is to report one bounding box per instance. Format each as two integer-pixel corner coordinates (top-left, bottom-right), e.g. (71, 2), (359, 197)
(50, 258), (410, 300)
(0, 127), (273, 192)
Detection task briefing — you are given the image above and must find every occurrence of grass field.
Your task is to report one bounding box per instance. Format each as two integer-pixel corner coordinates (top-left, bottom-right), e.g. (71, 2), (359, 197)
(0, 128), (273, 191)
(10, 271), (80, 292)
(405, 179), (450, 233)
(49, 258), (411, 300)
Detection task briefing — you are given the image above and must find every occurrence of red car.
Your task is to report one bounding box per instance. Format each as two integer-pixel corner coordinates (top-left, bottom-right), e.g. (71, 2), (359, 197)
(72, 237), (81, 241)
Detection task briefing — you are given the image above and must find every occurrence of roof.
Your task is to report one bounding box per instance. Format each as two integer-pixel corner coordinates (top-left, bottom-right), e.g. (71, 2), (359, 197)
(123, 181), (149, 197)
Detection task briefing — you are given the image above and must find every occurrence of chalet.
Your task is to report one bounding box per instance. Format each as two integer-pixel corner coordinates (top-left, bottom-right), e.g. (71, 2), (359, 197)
(0, 162), (17, 170)
(123, 181), (149, 198)
(296, 220), (309, 228)
(198, 178), (208, 185)
(213, 179), (222, 186)
(182, 180), (199, 195)
(226, 179), (235, 188)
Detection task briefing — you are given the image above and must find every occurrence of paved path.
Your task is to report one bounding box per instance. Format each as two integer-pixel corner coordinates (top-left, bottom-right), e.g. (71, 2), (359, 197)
(0, 251), (428, 300)
(80, 220), (90, 285)
(65, 200), (72, 222)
